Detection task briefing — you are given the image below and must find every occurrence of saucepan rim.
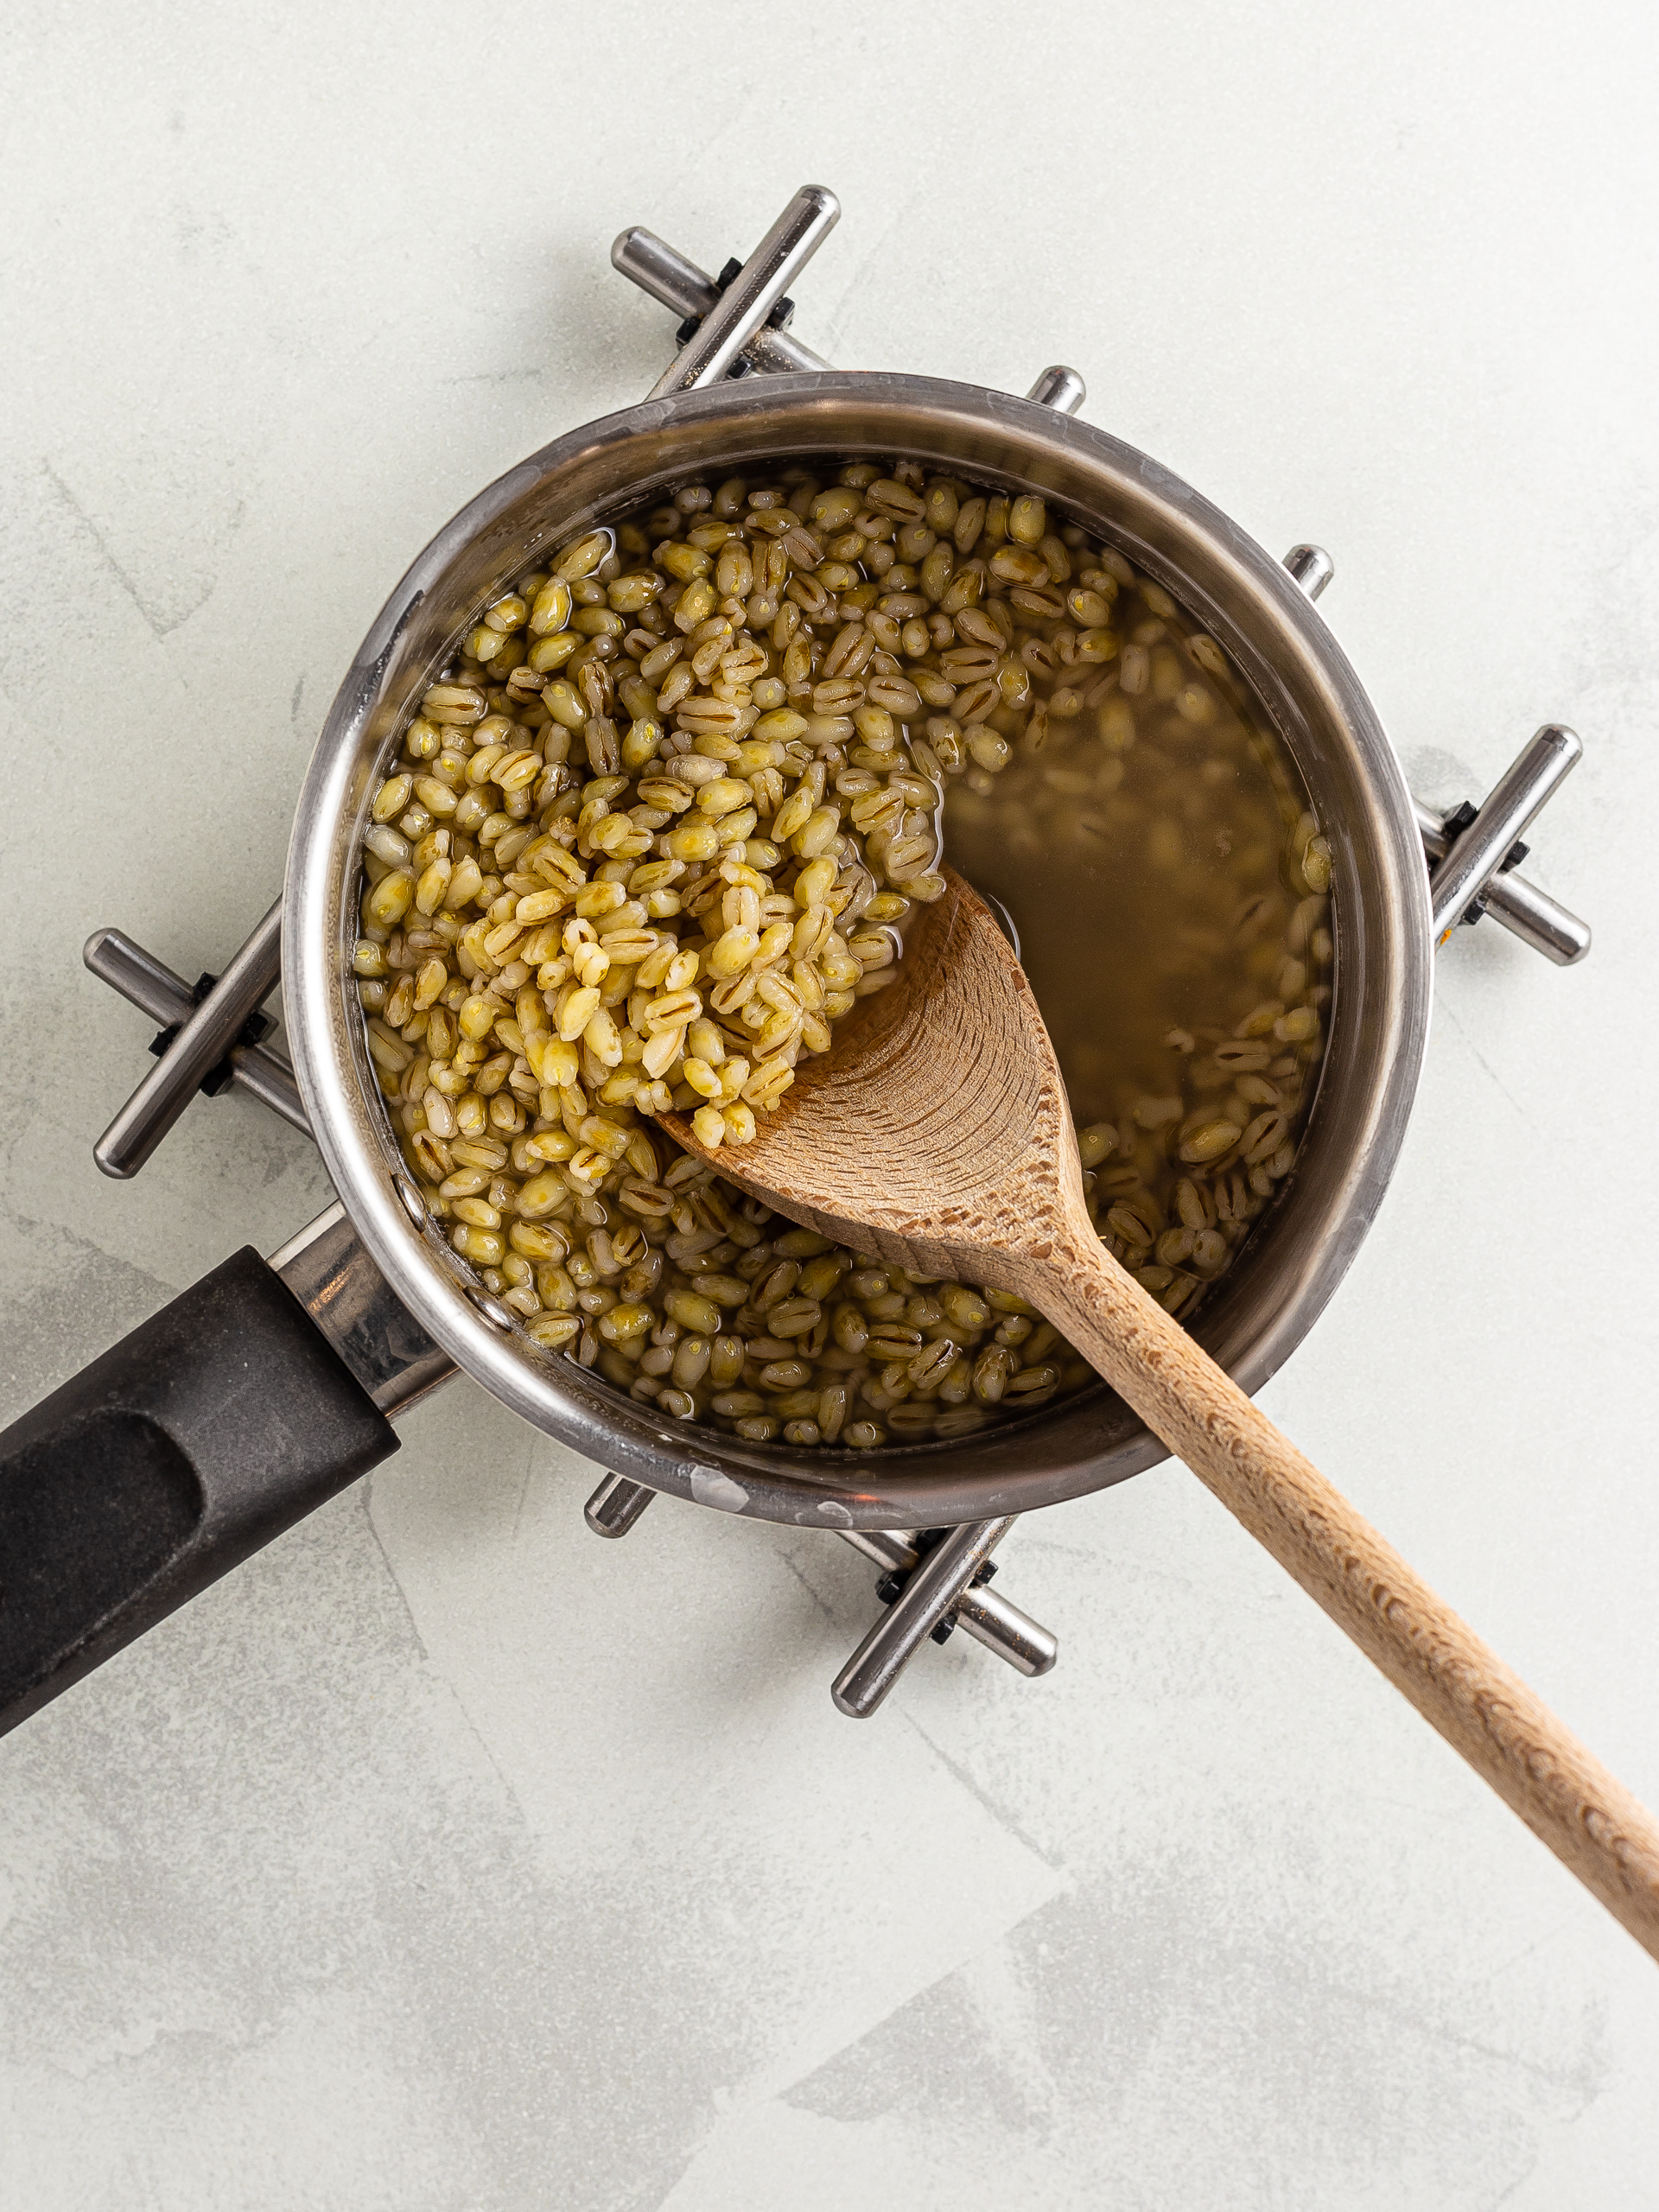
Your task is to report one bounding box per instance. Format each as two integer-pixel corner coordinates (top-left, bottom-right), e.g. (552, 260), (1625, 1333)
(284, 369), (1433, 1530)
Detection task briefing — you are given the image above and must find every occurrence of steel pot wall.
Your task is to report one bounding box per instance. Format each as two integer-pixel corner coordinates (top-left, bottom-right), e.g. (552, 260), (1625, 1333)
(286, 372), (1433, 1532)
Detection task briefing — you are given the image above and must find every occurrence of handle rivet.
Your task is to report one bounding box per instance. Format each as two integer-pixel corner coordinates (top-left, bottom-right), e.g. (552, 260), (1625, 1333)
(467, 1287), (515, 1332)
(393, 1174), (427, 1229)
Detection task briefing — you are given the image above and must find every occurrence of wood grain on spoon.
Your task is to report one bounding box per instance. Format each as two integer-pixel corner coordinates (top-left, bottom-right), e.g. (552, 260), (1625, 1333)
(666, 867), (1659, 1962)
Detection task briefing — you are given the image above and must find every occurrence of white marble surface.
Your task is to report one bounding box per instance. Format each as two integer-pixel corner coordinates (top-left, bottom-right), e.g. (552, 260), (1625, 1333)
(3, 4), (1657, 2204)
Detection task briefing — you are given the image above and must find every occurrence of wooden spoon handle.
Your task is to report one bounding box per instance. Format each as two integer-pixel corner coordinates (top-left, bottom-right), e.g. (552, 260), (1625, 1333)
(1032, 1226), (1659, 1960)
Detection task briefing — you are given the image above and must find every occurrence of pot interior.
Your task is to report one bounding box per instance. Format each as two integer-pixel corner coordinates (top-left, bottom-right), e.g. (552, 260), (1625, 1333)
(287, 373), (1432, 1530)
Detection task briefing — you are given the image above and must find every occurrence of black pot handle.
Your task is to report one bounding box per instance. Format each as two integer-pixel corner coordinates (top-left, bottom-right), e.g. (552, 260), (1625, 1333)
(0, 1245), (404, 1738)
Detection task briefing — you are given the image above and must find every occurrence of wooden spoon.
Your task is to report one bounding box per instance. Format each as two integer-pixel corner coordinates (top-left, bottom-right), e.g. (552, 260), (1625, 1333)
(668, 868), (1659, 1961)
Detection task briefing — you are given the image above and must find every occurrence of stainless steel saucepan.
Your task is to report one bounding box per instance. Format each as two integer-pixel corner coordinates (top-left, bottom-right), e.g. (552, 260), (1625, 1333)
(0, 188), (1586, 1736)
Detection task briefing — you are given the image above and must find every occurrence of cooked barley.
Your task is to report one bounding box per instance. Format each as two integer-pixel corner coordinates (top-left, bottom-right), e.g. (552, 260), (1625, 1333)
(355, 455), (1332, 1453)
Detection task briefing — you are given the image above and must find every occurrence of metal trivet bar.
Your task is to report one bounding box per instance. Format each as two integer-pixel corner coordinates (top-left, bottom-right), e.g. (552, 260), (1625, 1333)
(79, 186), (1592, 1717)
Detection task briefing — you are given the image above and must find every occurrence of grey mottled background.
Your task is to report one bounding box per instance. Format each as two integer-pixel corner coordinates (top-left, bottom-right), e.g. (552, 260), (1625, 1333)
(2, 3), (1657, 2205)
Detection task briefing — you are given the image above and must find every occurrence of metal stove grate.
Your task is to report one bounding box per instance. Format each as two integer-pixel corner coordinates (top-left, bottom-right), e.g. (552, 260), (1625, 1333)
(79, 188), (1591, 1717)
